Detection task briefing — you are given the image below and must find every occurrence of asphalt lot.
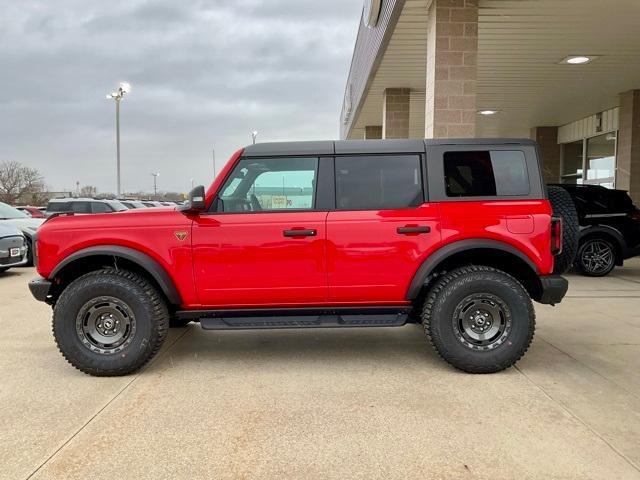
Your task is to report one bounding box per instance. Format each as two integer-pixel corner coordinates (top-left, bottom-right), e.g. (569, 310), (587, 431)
(1, 263), (640, 479)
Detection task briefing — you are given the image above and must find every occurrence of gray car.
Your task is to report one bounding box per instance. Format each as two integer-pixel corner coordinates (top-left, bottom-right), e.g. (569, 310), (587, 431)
(0, 223), (28, 272)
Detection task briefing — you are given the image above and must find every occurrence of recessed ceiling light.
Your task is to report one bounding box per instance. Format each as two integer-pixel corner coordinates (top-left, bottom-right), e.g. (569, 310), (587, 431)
(560, 55), (598, 65)
(478, 110), (498, 116)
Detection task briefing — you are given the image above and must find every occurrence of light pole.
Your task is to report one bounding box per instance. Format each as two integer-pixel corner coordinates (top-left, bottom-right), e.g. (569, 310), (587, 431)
(106, 82), (131, 197)
(251, 130), (258, 144)
(151, 172), (160, 199)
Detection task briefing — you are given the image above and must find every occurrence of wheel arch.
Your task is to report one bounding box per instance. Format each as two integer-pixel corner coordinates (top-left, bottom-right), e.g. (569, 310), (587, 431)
(50, 246), (182, 306)
(579, 225), (626, 265)
(407, 239), (543, 303)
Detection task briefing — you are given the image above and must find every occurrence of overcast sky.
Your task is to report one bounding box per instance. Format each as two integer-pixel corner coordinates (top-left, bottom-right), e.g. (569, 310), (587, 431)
(0, 0), (362, 194)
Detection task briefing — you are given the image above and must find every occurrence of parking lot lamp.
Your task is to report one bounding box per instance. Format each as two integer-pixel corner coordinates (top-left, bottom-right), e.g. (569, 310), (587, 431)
(151, 172), (160, 199)
(251, 131), (258, 144)
(106, 82), (132, 196)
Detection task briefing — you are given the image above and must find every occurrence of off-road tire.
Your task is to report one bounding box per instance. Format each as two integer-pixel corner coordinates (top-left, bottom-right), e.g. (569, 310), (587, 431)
(547, 185), (579, 274)
(53, 268), (169, 376)
(576, 237), (617, 277)
(422, 266), (535, 374)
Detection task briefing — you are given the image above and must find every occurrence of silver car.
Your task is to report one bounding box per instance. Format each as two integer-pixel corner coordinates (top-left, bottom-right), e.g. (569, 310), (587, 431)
(0, 202), (43, 265)
(0, 223), (28, 272)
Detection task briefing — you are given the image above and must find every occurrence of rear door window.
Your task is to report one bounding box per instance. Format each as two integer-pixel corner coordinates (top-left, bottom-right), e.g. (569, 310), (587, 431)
(335, 155), (423, 210)
(444, 150), (529, 197)
(92, 202), (111, 213)
(70, 202), (91, 214)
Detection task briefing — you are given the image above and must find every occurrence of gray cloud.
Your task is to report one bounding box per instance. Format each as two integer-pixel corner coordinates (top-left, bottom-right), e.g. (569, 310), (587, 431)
(0, 0), (362, 194)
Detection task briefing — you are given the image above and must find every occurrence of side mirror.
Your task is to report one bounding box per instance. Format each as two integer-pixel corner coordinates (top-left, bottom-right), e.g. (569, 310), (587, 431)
(179, 185), (206, 213)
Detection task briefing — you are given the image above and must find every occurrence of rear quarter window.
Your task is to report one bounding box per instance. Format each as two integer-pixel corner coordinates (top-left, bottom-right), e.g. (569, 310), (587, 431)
(444, 150), (529, 197)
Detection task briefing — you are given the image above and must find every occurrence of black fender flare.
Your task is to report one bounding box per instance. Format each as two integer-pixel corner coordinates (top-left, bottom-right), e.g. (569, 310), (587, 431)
(579, 225), (628, 261)
(50, 245), (182, 305)
(406, 239), (540, 300)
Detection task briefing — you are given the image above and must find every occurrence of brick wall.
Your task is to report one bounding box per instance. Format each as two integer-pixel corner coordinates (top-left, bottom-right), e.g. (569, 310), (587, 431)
(618, 90), (640, 203)
(383, 88), (410, 139)
(425, 0), (478, 138)
(530, 126), (561, 183)
(364, 125), (383, 139)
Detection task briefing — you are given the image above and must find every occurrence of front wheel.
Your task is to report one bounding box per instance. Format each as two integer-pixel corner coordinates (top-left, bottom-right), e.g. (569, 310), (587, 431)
(576, 238), (616, 277)
(422, 266), (535, 373)
(53, 268), (169, 376)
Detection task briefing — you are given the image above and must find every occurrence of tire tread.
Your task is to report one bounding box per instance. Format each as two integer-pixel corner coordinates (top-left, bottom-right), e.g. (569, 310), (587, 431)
(422, 265), (535, 373)
(52, 268), (169, 376)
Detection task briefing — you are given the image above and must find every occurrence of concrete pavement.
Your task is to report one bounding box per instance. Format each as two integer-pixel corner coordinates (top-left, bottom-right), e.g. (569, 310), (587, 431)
(1, 262), (640, 479)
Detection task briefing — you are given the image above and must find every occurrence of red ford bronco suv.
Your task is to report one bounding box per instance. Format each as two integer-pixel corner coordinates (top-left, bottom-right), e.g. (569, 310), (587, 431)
(29, 139), (576, 376)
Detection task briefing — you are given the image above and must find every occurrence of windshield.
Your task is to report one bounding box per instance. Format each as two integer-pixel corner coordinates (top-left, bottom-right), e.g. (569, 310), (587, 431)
(106, 200), (128, 212)
(0, 202), (29, 219)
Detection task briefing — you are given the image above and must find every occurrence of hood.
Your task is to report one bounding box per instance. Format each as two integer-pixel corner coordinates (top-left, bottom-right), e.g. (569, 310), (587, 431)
(0, 217), (44, 233)
(0, 223), (23, 238)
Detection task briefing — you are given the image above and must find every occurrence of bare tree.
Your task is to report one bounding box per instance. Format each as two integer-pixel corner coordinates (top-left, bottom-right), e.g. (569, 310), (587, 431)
(80, 185), (98, 197)
(0, 161), (45, 204)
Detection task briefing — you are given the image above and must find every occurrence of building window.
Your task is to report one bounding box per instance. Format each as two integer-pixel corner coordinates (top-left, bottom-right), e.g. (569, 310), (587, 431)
(561, 140), (584, 184)
(561, 132), (617, 188)
(585, 132), (616, 188)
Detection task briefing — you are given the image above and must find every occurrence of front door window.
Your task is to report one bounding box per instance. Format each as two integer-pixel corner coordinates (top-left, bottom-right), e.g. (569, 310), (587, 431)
(218, 157), (318, 212)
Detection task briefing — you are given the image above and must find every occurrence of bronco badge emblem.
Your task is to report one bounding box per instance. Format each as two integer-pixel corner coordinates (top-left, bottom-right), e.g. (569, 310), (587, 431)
(174, 231), (188, 241)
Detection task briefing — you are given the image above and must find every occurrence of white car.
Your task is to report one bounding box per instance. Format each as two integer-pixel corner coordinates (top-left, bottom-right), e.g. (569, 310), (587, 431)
(0, 202), (44, 265)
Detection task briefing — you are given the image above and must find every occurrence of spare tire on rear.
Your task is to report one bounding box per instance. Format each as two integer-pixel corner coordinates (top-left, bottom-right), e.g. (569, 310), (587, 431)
(547, 185), (579, 274)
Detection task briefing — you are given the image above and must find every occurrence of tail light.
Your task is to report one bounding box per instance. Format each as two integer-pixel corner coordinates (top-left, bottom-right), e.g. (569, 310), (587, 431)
(630, 209), (640, 221)
(551, 217), (563, 255)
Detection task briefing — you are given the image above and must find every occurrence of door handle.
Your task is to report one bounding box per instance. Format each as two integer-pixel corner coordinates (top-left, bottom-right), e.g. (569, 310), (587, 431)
(397, 225), (431, 235)
(283, 229), (317, 237)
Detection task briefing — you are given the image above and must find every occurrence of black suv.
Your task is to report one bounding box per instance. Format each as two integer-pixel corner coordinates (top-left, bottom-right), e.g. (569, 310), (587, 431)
(551, 184), (640, 276)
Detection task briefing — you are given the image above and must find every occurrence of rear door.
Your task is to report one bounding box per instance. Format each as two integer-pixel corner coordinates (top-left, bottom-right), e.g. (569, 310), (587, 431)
(192, 156), (331, 307)
(326, 152), (441, 303)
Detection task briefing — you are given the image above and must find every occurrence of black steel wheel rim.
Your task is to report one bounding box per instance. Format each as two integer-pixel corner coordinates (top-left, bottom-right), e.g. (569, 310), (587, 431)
(75, 296), (136, 354)
(581, 240), (614, 274)
(452, 293), (511, 351)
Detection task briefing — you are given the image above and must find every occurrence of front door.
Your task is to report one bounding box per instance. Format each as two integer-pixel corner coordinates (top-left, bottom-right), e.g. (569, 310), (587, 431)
(192, 156), (328, 307)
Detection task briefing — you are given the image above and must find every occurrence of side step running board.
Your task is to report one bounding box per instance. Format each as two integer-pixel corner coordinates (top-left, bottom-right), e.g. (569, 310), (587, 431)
(176, 307), (411, 330)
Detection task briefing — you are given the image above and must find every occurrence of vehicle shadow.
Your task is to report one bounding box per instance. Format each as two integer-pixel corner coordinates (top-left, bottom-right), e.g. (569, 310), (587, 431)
(0, 270), (21, 278)
(160, 323), (448, 371)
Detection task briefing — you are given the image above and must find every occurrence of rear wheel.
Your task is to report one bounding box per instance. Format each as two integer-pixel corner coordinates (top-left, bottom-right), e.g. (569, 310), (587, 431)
(53, 268), (169, 376)
(547, 185), (579, 274)
(422, 266), (535, 373)
(576, 237), (616, 276)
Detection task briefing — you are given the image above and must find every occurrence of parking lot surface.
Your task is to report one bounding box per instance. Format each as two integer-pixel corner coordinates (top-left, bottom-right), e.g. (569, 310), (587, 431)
(1, 262), (640, 480)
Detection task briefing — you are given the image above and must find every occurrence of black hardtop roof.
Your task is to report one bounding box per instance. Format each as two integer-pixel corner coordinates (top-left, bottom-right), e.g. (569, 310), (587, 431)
(242, 138), (536, 157)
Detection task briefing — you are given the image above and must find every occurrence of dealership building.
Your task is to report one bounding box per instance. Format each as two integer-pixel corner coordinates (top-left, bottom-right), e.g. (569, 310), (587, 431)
(340, 0), (640, 202)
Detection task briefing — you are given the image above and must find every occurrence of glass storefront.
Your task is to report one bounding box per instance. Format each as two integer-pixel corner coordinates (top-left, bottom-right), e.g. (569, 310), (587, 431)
(561, 132), (617, 188)
(561, 140), (584, 184)
(585, 132), (616, 188)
